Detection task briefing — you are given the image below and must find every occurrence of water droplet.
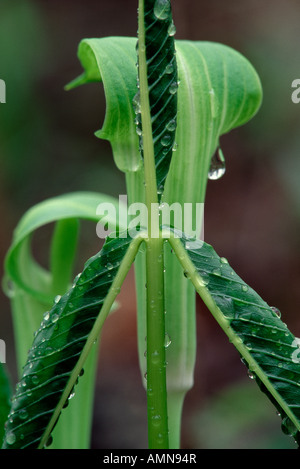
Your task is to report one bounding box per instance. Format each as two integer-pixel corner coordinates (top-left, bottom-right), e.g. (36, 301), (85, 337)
(106, 262), (114, 271)
(3, 278), (16, 298)
(132, 91), (141, 114)
(169, 81), (178, 95)
(31, 375), (39, 386)
(51, 313), (59, 323)
(151, 350), (160, 363)
(172, 142), (178, 152)
(6, 432), (16, 445)
(165, 62), (174, 74)
(208, 147), (226, 180)
(54, 295), (61, 304)
(151, 414), (162, 425)
(167, 21), (176, 36)
(281, 416), (297, 437)
(291, 338), (300, 364)
(154, 0), (171, 20)
(271, 306), (281, 319)
(212, 268), (221, 276)
(241, 285), (248, 292)
(166, 118), (176, 132)
(208, 88), (218, 119)
(19, 409), (28, 420)
(43, 311), (50, 321)
(161, 134), (172, 147)
(247, 369), (255, 380)
(45, 435), (53, 448)
(220, 257), (228, 264)
(68, 390), (75, 400)
(198, 273), (210, 287)
(164, 333), (171, 348)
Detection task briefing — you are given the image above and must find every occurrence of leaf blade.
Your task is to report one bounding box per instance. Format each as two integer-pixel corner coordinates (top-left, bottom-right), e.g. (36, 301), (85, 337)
(166, 229), (300, 445)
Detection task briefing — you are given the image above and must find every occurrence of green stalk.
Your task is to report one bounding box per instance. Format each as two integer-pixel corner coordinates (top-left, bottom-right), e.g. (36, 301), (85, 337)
(138, 0), (169, 449)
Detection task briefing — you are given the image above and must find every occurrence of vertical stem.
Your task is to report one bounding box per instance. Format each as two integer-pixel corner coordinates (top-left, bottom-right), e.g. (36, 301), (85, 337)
(138, 0), (169, 449)
(146, 236), (168, 448)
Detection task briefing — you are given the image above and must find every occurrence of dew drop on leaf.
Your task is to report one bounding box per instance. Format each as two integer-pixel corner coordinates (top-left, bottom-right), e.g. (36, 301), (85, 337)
(291, 338), (300, 364)
(172, 142), (178, 152)
(212, 268), (221, 276)
(43, 311), (50, 321)
(165, 62), (174, 74)
(45, 435), (53, 448)
(208, 147), (226, 180)
(51, 313), (59, 323)
(2, 278), (16, 299)
(281, 416), (298, 437)
(6, 432), (16, 445)
(166, 118), (176, 132)
(19, 409), (28, 420)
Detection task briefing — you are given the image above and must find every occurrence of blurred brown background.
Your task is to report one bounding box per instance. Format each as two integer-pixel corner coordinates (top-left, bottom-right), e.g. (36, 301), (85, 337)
(0, 0), (300, 449)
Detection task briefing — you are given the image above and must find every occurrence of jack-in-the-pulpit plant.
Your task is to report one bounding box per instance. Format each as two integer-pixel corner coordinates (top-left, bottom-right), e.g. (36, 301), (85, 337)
(1, 0), (300, 450)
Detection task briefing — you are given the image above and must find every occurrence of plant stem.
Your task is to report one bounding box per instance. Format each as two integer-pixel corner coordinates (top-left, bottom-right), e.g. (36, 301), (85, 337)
(138, 0), (169, 449)
(145, 236), (168, 448)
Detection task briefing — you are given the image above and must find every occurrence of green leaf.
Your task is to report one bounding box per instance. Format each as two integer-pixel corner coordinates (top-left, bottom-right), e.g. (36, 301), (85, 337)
(166, 229), (300, 446)
(4, 191), (128, 303)
(66, 38), (142, 173)
(2, 232), (144, 449)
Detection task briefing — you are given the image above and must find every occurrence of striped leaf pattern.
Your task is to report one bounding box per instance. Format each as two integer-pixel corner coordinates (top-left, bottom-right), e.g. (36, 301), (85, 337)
(2, 233), (142, 449)
(137, 0), (178, 194)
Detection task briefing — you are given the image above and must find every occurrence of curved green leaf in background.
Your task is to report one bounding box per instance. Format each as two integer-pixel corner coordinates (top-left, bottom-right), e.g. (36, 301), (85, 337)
(2, 232), (144, 449)
(165, 229), (300, 446)
(67, 32), (263, 449)
(0, 365), (12, 444)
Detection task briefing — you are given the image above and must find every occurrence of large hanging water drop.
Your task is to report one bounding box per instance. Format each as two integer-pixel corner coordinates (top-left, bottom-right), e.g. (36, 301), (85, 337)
(208, 147), (226, 180)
